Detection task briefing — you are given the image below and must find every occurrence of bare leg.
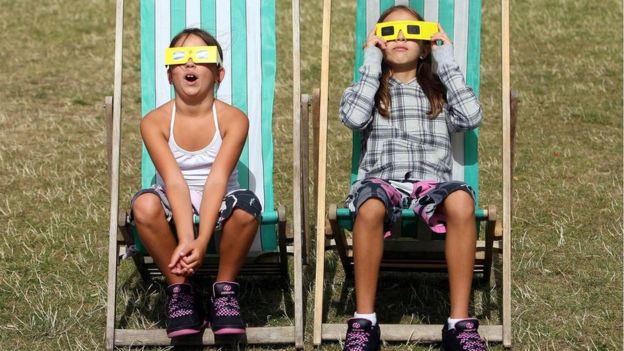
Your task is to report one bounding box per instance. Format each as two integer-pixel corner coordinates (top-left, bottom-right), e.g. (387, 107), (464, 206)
(132, 193), (185, 285)
(440, 190), (477, 318)
(216, 209), (259, 282)
(352, 198), (386, 314)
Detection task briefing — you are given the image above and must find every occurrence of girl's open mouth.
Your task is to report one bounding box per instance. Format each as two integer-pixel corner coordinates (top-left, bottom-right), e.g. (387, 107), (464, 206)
(185, 74), (198, 82)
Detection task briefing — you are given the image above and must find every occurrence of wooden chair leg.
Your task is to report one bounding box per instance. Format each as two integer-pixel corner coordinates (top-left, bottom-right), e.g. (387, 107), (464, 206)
(105, 240), (118, 351)
(483, 205), (497, 283)
(502, 1), (513, 345)
(312, 88), (320, 213)
(510, 89), (520, 169)
(106, 0), (125, 346)
(105, 96), (113, 184)
(312, 84), (325, 345)
(312, 223), (326, 346)
(277, 206), (289, 280)
(292, 0), (304, 347)
(277, 206), (299, 344)
(328, 204), (353, 278)
(300, 94), (311, 266)
(502, 207), (512, 348)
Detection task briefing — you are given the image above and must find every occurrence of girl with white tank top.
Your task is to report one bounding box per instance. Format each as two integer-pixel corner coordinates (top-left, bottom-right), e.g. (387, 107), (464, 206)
(131, 28), (261, 338)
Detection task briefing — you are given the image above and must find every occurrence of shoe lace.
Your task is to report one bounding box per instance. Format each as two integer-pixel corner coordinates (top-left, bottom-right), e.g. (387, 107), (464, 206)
(213, 296), (241, 317)
(169, 290), (195, 318)
(457, 329), (486, 351)
(344, 329), (370, 351)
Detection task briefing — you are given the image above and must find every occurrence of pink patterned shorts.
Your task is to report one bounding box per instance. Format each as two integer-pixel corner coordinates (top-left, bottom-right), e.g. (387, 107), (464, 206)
(345, 178), (475, 237)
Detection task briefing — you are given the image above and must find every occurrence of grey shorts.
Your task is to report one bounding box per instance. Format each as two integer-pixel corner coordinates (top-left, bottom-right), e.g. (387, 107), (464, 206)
(345, 178), (475, 237)
(129, 185), (262, 233)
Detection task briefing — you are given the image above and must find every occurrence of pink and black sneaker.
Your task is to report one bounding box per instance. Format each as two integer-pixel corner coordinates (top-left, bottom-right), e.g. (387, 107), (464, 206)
(165, 283), (206, 338)
(209, 281), (246, 335)
(343, 318), (381, 351)
(442, 318), (488, 351)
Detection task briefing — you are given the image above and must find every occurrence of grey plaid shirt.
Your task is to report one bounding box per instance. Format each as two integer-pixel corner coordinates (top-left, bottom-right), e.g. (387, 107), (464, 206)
(339, 45), (483, 182)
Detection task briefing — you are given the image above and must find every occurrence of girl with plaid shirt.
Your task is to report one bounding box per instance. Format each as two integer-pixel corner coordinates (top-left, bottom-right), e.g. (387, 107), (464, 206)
(339, 5), (487, 351)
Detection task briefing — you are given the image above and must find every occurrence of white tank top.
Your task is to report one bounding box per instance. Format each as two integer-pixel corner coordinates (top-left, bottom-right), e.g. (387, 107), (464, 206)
(156, 103), (240, 193)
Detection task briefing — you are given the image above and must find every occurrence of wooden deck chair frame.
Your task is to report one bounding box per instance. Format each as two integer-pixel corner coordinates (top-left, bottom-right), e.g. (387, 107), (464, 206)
(105, 0), (304, 349)
(313, 0), (513, 347)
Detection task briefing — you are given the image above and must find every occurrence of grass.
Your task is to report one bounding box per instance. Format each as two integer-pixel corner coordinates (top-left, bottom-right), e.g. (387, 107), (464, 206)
(0, 0), (621, 350)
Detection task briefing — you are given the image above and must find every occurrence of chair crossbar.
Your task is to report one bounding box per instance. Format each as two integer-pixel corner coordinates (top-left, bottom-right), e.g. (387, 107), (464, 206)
(114, 327), (296, 346)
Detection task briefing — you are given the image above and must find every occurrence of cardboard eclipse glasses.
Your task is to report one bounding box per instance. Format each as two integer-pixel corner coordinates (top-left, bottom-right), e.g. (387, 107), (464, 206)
(376, 20), (438, 41)
(165, 46), (222, 66)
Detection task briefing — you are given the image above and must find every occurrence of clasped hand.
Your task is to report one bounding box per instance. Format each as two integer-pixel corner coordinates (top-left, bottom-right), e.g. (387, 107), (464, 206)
(168, 239), (206, 276)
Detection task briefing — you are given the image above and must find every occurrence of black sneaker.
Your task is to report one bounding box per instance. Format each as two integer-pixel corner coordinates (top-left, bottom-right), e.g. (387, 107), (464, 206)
(165, 283), (205, 338)
(442, 319), (488, 351)
(209, 281), (246, 335)
(343, 318), (381, 351)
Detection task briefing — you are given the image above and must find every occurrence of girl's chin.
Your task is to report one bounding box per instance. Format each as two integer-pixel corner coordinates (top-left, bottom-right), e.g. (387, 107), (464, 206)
(178, 89), (211, 100)
(180, 85), (203, 93)
(387, 59), (417, 67)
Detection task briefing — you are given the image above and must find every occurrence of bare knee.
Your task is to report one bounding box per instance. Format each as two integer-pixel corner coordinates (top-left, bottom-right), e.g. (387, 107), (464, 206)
(227, 208), (259, 231)
(442, 191), (475, 223)
(355, 198), (386, 228)
(132, 193), (164, 225)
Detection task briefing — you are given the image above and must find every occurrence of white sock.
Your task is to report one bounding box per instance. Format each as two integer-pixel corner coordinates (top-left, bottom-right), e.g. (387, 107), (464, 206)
(447, 317), (465, 329)
(354, 312), (377, 326)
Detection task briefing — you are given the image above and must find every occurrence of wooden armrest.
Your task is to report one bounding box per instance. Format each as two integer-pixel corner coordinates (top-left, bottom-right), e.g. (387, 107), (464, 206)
(485, 204), (503, 239)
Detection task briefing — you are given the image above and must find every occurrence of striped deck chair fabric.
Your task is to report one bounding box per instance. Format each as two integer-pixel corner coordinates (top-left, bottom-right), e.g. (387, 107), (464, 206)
(136, 0), (278, 255)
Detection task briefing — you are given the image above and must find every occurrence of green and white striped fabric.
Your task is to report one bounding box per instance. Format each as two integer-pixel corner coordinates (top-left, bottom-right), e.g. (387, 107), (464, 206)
(352, 0), (482, 206)
(138, 0), (277, 254)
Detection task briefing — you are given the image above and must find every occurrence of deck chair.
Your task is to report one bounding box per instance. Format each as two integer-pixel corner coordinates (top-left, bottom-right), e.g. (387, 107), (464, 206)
(313, 0), (512, 347)
(105, 0), (304, 349)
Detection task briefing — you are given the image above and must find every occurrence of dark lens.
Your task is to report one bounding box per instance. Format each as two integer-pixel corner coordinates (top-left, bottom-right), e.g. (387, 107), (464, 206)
(380, 26), (395, 36)
(406, 25), (420, 35)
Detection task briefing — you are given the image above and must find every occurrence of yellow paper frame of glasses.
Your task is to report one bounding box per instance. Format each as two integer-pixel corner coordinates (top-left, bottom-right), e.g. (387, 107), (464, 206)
(375, 20), (438, 41)
(164, 46), (222, 66)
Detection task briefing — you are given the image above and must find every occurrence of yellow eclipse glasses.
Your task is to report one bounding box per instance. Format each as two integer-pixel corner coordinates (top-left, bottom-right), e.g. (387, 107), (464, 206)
(376, 20), (438, 41)
(165, 46), (222, 66)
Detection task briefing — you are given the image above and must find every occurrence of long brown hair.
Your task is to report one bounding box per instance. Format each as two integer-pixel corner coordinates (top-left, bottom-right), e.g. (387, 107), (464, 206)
(375, 5), (446, 118)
